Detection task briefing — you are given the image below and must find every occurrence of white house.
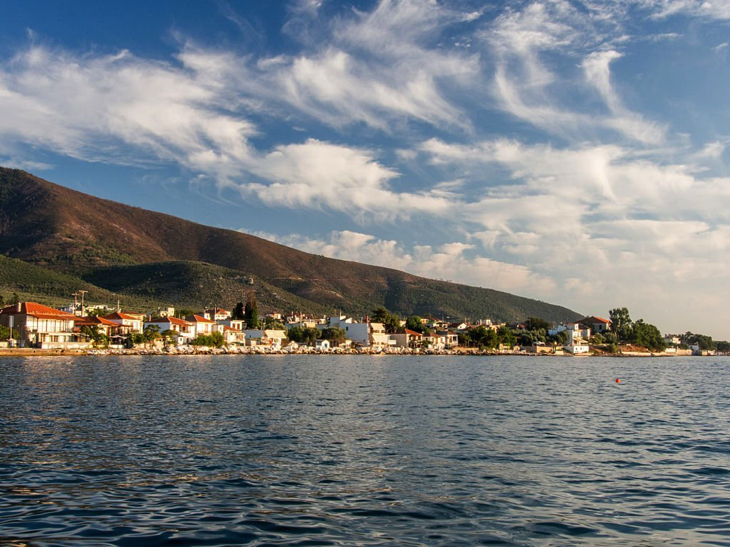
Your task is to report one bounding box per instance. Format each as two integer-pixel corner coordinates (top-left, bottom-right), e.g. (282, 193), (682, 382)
(564, 343), (590, 354)
(145, 316), (195, 344)
(315, 339), (330, 350)
(185, 315), (217, 337)
(220, 326), (246, 345)
(550, 323), (591, 343)
(202, 308), (231, 321)
(243, 329), (287, 348)
(0, 302), (83, 349)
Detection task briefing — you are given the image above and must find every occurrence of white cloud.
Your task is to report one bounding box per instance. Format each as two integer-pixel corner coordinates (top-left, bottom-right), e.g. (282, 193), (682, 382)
(419, 136), (730, 334)
(0, 45), (257, 183)
(240, 138), (457, 221)
(637, 0), (730, 20)
(249, 229), (556, 296)
(484, 1), (666, 144)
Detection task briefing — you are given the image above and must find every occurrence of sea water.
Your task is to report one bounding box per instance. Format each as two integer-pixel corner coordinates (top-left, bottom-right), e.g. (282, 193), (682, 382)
(1, 355), (729, 546)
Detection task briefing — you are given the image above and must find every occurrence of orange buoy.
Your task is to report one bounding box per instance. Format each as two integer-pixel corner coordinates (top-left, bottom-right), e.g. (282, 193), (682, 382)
(615, 378), (621, 384)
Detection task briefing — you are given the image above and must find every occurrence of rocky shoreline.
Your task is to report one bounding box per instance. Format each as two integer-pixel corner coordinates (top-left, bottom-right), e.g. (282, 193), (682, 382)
(0, 346), (680, 357)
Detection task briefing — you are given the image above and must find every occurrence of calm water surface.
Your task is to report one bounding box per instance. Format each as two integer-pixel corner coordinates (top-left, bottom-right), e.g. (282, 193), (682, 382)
(1, 356), (729, 546)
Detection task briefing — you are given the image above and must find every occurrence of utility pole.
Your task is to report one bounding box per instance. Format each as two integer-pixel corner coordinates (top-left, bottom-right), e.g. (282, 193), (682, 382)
(78, 290), (88, 317)
(72, 292), (80, 316)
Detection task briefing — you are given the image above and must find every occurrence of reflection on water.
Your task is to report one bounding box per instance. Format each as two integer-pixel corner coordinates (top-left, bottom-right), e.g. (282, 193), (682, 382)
(1, 355), (729, 545)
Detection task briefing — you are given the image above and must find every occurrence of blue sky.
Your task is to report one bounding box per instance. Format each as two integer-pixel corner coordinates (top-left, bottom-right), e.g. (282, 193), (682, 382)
(1, 0), (729, 337)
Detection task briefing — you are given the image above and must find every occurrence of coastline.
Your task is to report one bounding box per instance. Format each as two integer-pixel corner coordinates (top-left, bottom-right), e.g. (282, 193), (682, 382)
(0, 347), (689, 358)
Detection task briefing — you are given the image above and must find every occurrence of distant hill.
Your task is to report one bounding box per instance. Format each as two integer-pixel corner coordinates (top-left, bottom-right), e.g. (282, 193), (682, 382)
(0, 167), (582, 322)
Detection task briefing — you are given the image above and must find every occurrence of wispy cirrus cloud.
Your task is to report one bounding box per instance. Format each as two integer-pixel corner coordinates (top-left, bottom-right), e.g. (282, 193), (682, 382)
(483, 1), (666, 144)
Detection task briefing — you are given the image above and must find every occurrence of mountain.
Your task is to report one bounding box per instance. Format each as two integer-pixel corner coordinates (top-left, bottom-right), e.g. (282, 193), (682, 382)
(0, 167), (582, 322)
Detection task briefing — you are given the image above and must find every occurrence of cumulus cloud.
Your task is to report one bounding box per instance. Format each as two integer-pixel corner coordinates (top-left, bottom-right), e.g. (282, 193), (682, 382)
(240, 138), (457, 221)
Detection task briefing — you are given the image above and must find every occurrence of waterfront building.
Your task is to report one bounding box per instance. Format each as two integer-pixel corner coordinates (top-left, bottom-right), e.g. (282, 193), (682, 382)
(101, 312), (144, 334)
(0, 302), (84, 349)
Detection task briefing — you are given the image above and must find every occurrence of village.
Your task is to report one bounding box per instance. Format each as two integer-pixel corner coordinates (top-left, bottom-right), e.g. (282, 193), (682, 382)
(0, 296), (721, 357)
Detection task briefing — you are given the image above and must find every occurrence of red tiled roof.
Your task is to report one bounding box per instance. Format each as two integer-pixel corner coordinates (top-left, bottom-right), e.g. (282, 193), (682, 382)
(102, 312), (140, 321)
(148, 316), (191, 326)
(186, 314), (216, 323)
(76, 316), (120, 327)
(0, 302), (75, 321)
(404, 329), (423, 336)
(589, 316), (611, 324)
(223, 326), (242, 332)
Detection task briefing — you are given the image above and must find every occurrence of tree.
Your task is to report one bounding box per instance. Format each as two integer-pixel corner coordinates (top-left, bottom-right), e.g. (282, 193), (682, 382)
(550, 330), (569, 345)
(10, 292), (19, 305)
(161, 329), (177, 346)
(630, 320), (665, 352)
(405, 316), (429, 335)
(497, 325), (517, 348)
(143, 324), (161, 343)
(231, 302), (245, 320)
(0, 295), (4, 307)
(81, 325), (109, 346)
(174, 308), (197, 319)
(467, 326), (498, 349)
(263, 316), (285, 330)
(371, 307), (400, 334)
(287, 326), (319, 345)
(526, 317), (550, 332)
(609, 307), (633, 342)
(244, 292), (259, 329)
(0, 325), (11, 341)
(682, 331), (715, 351)
(191, 331), (224, 348)
(320, 327), (346, 345)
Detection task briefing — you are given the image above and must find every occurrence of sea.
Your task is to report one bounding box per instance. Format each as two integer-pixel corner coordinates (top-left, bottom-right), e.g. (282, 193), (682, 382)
(1, 355), (729, 546)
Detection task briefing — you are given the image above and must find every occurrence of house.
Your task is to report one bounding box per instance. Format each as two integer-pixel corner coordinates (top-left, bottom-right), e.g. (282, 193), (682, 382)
(144, 316), (195, 344)
(423, 332), (448, 350)
(220, 326), (246, 345)
(550, 323), (591, 343)
(448, 322), (469, 331)
(216, 319), (245, 331)
(75, 315), (126, 338)
(564, 343), (590, 354)
(0, 302), (83, 349)
(243, 329), (287, 348)
(315, 339), (330, 350)
(203, 308), (231, 321)
(580, 316), (611, 334)
(323, 316), (370, 346)
(185, 315), (217, 337)
(443, 332), (459, 347)
(101, 312), (144, 334)
(369, 322), (395, 348)
(390, 329), (423, 348)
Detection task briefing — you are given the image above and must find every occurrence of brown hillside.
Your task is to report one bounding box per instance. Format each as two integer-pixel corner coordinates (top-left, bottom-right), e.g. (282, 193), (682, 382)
(0, 167), (582, 322)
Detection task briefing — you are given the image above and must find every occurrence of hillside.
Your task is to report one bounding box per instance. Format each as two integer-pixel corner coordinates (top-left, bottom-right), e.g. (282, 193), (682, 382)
(0, 167), (582, 322)
(0, 254), (156, 311)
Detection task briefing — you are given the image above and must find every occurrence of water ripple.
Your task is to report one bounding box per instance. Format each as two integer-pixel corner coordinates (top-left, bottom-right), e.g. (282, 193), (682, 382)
(0, 355), (729, 545)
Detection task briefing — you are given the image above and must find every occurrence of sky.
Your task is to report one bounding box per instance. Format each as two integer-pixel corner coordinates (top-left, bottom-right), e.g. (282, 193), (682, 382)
(0, 0), (729, 337)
